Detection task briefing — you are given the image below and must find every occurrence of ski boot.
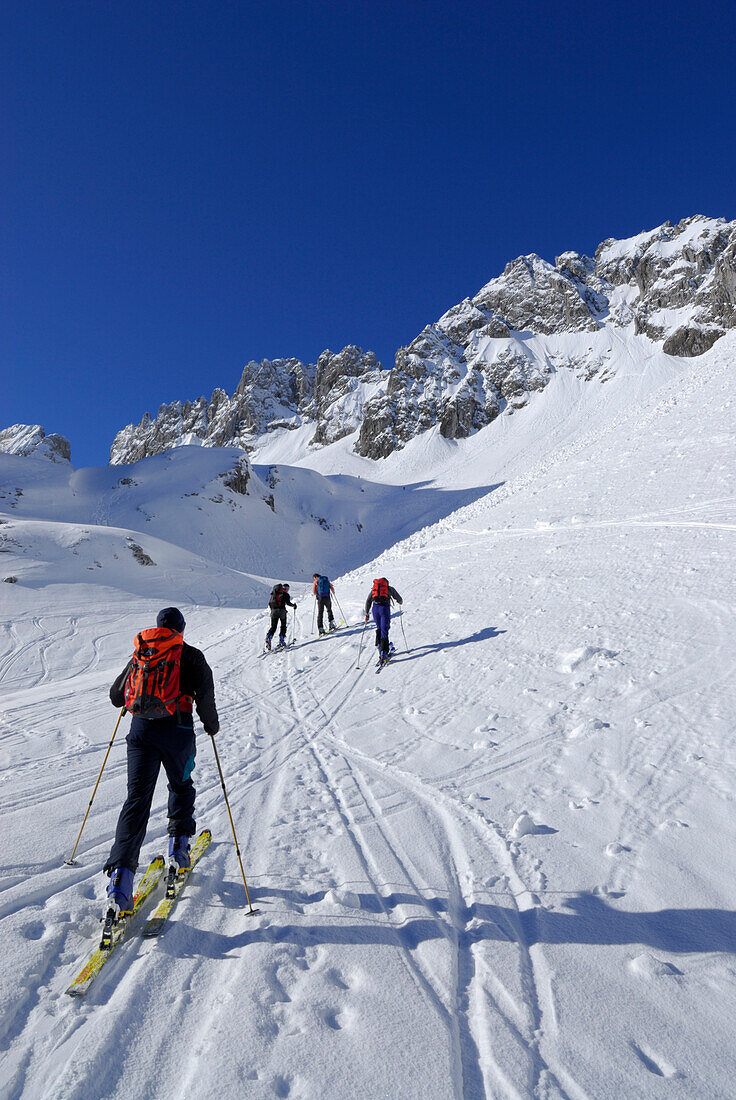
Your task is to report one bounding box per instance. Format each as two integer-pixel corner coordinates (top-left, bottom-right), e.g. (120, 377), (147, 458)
(265, 633), (272, 652)
(277, 634), (287, 649)
(101, 866), (134, 948)
(329, 621), (337, 632)
(168, 835), (191, 871)
(166, 835), (191, 897)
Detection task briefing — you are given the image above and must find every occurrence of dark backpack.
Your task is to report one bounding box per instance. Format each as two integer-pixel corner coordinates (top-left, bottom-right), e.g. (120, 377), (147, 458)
(371, 577), (389, 600)
(124, 628), (192, 719)
(317, 575), (331, 597)
(270, 584), (285, 608)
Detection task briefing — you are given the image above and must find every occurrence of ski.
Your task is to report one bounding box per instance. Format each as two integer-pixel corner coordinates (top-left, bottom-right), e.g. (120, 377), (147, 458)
(258, 642), (291, 658)
(66, 855), (165, 997)
(316, 619), (346, 640)
(142, 828), (212, 937)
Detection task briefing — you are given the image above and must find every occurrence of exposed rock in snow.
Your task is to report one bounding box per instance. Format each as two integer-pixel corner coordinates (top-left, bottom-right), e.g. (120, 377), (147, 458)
(219, 454), (251, 496)
(0, 425), (71, 463)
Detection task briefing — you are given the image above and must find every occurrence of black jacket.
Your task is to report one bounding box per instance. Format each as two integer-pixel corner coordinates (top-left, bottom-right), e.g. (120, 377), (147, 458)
(110, 641), (219, 735)
(269, 588), (296, 610)
(365, 585), (402, 615)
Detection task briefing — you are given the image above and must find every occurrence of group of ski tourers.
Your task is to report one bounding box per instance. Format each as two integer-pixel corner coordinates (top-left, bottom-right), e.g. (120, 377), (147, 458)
(264, 573), (338, 649)
(94, 575), (403, 930)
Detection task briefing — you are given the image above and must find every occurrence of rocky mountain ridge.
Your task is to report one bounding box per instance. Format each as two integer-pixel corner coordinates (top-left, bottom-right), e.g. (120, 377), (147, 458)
(105, 214), (736, 463)
(109, 346), (381, 465)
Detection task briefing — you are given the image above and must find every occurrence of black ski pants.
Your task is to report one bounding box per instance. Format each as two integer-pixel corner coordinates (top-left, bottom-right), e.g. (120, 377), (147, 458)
(316, 595), (334, 631)
(105, 717), (196, 873)
(267, 608), (287, 641)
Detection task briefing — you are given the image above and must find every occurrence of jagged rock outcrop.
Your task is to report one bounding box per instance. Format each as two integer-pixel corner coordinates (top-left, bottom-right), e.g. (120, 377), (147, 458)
(595, 215), (735, 345)
(110, 215), (736, 464)
(110, 346), (381, 464)
(0, 424), (71, 463)
(220, 454), (251, 495)
(473, 254), (600, 335)
(310, 346), (381, 445)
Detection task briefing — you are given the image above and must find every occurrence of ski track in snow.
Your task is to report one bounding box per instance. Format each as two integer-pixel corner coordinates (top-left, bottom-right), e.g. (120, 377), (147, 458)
(1, 342), (736, 1097)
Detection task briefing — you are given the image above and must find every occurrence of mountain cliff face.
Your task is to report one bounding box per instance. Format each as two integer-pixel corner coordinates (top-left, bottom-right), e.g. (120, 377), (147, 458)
(110, 346), (381, 465)
(355, 215), (736, 457)
(110, 215), (736, 464)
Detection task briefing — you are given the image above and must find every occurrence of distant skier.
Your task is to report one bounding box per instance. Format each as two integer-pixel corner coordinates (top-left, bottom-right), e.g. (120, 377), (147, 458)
(266, 583), (297, 650)
(364, 577), (402, 662)
(103, 607), (219, 917)
(312, 573), (337, 635)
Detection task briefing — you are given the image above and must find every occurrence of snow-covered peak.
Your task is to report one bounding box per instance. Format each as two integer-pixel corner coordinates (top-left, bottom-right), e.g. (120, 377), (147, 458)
(0, 424), (71, 463)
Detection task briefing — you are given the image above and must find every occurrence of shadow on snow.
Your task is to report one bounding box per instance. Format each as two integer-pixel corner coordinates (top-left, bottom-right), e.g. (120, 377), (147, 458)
(171, 882), (736, 959)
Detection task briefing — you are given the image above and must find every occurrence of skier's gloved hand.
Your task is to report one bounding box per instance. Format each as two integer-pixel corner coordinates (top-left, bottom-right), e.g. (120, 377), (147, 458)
(205, 725), (218, 738)
(364, 614), (369, 623)
(293, 603), (298, 609)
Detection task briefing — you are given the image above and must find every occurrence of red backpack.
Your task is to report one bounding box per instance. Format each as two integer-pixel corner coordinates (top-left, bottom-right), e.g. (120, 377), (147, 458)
(124, 628), (193, 719)
(372, 577), (389, 600)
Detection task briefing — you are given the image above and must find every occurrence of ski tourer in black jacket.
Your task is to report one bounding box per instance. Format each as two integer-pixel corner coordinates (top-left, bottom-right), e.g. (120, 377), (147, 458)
(110, 642), (219, 735)
(104, 608), (220, 879)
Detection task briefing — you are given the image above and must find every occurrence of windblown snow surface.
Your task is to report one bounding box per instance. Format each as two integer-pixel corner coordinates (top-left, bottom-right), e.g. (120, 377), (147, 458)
(1, 333), (735, 1099)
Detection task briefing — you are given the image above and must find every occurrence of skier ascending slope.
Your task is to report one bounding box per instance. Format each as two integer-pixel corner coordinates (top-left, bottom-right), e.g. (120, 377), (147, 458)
(312, 573), (337, 635)
(265, 583), (297, 650)
(365, 577), (402, 663)
(104, 607), (219, 917)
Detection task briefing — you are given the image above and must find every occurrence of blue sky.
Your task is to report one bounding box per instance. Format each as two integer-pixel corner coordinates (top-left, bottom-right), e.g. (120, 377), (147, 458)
(3, 0), (735, 466)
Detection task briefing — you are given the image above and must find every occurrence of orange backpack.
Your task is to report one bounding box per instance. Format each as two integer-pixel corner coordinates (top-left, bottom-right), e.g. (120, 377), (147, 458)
(124, 628), (193, 719)
(371, 578), (389, 600)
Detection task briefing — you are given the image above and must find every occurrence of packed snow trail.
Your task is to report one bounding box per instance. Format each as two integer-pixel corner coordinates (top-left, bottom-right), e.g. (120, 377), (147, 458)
(1, 343), (736, 1097)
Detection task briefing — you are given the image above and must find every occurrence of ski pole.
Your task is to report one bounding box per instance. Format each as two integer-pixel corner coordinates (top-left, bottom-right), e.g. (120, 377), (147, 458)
(333, 592), (348, 626)
(356, 618), (369, 668)
(311, 598), (316, 635)
(209, 736), (259, 915)
(399, 608), (410, 654)
(64, 707), (126, 866)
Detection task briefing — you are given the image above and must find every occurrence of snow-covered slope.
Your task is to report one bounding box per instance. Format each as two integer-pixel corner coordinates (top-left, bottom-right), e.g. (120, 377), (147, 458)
(0, 333), (735, 1098)
(0, 445), (490, 602)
